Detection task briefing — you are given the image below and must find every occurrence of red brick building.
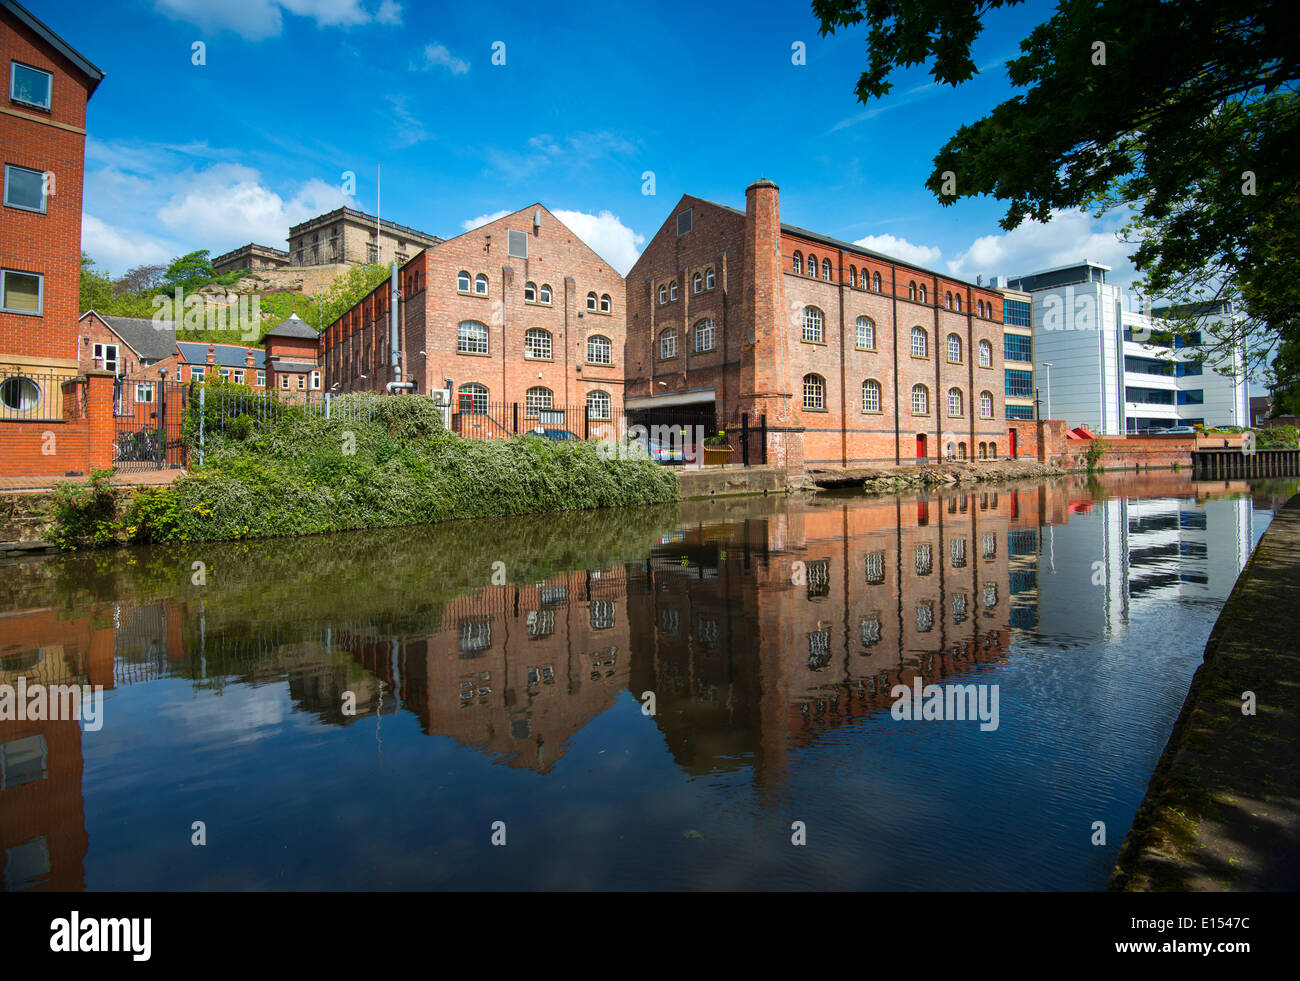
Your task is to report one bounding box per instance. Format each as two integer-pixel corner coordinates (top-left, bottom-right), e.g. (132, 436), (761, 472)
(0, 0), (106, 477)
(626, 180), (1016, 468)
(322, 205), (625, 436)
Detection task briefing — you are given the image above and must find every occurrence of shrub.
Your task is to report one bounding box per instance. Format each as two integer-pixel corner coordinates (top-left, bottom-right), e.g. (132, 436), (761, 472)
(47, 468), (120, 549)
(1254, 424), (1297, 449)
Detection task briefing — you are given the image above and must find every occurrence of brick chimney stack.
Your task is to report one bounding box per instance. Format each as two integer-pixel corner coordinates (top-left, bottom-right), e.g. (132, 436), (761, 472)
(206, 344), (215, 365)
(245, 347), (255, 367)
(739, 178), (802, 470)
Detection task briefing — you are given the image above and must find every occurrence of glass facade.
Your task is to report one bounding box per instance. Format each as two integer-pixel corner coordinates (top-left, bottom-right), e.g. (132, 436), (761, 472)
(1005, 369), (1033, 398)
(1004, 334), (1032, 361)
(1003, 298), (1031, 326)
(1006, 404), (1035, 420)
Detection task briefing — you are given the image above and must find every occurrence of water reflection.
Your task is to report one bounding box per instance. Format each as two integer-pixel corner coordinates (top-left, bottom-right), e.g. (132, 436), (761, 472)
(1, 472), (1294, 891)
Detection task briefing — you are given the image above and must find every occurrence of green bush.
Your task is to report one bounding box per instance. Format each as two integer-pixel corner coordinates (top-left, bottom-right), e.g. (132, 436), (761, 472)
(129, 396), (678, 543)
(47, 468), (121, 549)
(1254, 424), (1297, 449)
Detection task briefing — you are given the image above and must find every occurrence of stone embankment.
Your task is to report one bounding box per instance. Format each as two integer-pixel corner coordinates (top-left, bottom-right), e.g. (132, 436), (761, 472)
(1111, 492), (1300, 891)
(801, 459), (1066, 493)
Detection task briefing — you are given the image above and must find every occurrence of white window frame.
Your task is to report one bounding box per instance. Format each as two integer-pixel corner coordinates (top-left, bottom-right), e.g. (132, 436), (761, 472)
(457, 320), (488, 355)
(586, 390), (611, 420)
(802, 374), (825, 411)
(457, 270), (471, 292)
(855, 316), (874, 350)
(524, 328), (552, 361)
(802, 306), (824, 344)
(474, 273), (488, 296)
(947, 333), (962, 363)
(705, 268), (715, 290)
(524, 386), (552, 418)
(980, 391), (994, 418)
(694, 319), (714, 353)
(659, 328), (677, 360)
(600, 294), (611, 313)
(911, 384), (929, 415)
(311, 370), (321, 389)
(539, 284), (552, 304)
(910, 327), (928, 358)
(948, 387), (963, 417)
(978, 339), (993, 367)
(862, 379), (881, 413)
(135, 382), (154, 403)
(587, 334), (612, 365)
(256, 370), (265, 387)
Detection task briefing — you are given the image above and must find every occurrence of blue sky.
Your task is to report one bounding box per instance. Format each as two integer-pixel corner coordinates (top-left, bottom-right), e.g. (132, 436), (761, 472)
(59, 0), (1140, 293)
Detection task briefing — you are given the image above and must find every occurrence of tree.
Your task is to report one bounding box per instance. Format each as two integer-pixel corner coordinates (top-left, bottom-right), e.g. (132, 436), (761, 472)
(80, 253), (114, 312)
(114, 263), (168, 296)
(813, 0), (1300, 376)
(313, 263), (392, 330)
(162, 250), (215, 291)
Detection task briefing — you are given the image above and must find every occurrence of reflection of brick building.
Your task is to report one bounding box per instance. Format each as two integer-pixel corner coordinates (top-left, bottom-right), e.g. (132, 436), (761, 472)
(626, 180), (1016, 469)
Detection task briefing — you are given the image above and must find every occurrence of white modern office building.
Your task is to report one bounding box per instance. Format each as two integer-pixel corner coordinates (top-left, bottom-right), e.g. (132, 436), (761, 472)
(1002, 261), (1248, 433)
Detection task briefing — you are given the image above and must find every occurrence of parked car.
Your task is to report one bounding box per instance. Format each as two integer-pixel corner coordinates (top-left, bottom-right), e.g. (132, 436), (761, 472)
(1160, 425), (1197, 434)
(644, 436), (688, 465)
(525, 427), (582, 441)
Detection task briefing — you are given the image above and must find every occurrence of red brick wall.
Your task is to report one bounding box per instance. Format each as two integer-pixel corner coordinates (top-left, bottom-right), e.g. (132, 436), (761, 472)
(324, 207), (627, 426)
(0, 371), (114, 477)
(0, 8), (92, 364)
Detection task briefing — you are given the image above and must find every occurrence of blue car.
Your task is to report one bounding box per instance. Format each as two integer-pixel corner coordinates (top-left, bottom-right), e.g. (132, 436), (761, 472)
(526, 427), (583, 441)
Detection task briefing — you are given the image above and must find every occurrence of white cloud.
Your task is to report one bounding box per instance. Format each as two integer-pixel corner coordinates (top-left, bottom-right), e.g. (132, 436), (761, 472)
(153, 0), (396, 40)
(552, 209), (645, 276)
(156, 167), (352, 248)
(412, 41), (470, 75)
(944, 208), (1138, 289)
(854, 233), (942, 268)
(82, 214), (173, 274)
(461, 210), (512, 232)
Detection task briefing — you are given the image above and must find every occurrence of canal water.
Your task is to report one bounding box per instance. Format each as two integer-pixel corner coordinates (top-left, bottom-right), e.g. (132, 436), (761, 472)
(1, 472), (1295, 891)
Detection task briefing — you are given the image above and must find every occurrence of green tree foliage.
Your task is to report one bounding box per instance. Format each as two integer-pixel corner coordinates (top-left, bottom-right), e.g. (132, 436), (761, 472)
(80, 253), (114, 311)
(312, 263), (391, 330)
(162, 249), (215, 291)
(813, 0), (1299, 373)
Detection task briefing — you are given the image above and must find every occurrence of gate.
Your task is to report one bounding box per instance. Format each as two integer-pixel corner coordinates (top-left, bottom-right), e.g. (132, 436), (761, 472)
(113, 379), (190, 472)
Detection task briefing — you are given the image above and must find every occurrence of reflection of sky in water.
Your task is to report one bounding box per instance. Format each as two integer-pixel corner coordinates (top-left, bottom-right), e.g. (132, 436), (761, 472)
(3, 478), (1292, 891)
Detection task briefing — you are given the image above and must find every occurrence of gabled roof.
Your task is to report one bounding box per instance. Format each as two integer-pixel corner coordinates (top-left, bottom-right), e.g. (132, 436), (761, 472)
(177, 342), (266, 369)
(83, 312), (178, 362)
(264, 312), (319, 340)
(2, 0), (105, 95)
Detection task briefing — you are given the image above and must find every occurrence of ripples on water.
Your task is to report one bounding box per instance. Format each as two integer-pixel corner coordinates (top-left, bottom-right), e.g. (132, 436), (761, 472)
(0, 473), (1295, 891)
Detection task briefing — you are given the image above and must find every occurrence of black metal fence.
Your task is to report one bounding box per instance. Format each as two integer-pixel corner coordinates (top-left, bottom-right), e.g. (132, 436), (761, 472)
(0, 369), (78, 422)
(113, 379), (190, 471)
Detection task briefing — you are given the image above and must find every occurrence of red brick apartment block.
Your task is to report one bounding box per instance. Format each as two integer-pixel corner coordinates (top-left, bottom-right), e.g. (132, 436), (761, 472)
(1, 0), (104, 477)
(322, 205), (625, 432)
(626, 180), (1021, 470)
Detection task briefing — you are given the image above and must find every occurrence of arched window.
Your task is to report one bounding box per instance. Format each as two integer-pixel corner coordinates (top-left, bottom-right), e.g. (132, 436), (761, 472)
(911, 383), (929, 415)
(792, 251), (803, 274)
(849, 266), (857, 288)
(947, 333), (962, 363)
(959, 442), (967, 459)
(693, 273), (703, 293)
(910, 326), (928, 358)
(822, 258), (832, 281)
(457, 382), (488, 414)
(872, 272), (882, 292)
(658, 285), (667, 305)
(979, 391), (994, 418)
(539, 284), (552, 304)
(669, 282), (678, 301)
(600, 293), (611, 313)
(807, 254), (817, 276)
(694, 318), (715, 353)
(978, 442), (988, 459)
(586, 389), (611, 420)
(978, 339), (992, 367)
(989, 442), (997, 458)
(802, 306), (825, 343)
(862, 378), (881, 413)
(457, 320), (488, 355)
(855, 315), (875, 350)
(524, 281), (537, 302)
(587, 334), (612, 365)
(705, 268), (715, 290)
(977, 300), (985, 318)
(457, 270), (471, 292)
(587, 291), (599, 311)
(909, 281), (917, 301)
(474, 273), (488, 295)
(524, 327), (552, 360)
(803, 373), (826, 410)
(525, 386), (553, 418)
(945, 291), (953, 310)
(948, 387), (963, 416)
(955, 294), (962, 312)
(659, 327), (677, 359)
(918, 284), (927, 303)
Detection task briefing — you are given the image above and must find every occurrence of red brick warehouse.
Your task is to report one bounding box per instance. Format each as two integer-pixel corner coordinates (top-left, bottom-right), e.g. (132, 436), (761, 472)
(322, 205), (627, 437)
(626, 179), (1017, 469)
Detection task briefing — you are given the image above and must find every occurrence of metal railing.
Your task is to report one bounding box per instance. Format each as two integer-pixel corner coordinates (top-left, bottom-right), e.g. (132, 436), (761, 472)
(0, 369), (79, 422)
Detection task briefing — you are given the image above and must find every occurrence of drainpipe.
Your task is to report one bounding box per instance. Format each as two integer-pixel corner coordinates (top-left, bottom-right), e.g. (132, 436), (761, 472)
(386, 260), (413, 392)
